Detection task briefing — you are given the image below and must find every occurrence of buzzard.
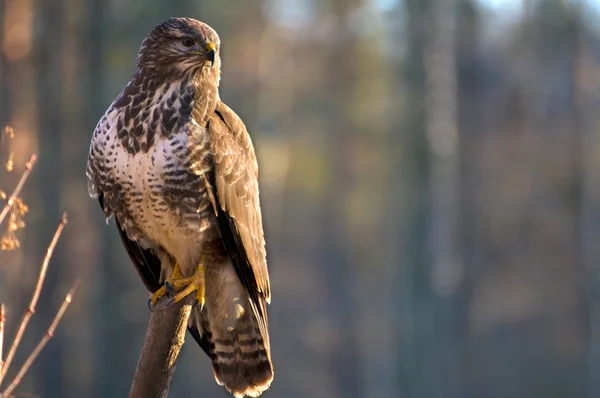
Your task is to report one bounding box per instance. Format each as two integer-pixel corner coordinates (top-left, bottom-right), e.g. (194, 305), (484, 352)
(86, 18), (273, 397)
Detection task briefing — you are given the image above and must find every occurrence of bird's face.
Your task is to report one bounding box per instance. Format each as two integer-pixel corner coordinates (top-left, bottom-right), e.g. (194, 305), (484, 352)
(137, 18), (221, 81)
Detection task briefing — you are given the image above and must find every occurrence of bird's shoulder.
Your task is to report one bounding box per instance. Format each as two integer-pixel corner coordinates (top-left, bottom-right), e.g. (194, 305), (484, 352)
(207, 101), (258, 176)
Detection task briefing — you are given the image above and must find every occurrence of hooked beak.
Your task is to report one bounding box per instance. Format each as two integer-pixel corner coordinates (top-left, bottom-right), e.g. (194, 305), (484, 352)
(189, 41), (216, 67)
(205, 42), (215, 66)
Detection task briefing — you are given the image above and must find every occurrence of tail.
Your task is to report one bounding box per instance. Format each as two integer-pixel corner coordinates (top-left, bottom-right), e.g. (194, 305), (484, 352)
(195, 263), (273, 397)
(211, 305), (273, 397)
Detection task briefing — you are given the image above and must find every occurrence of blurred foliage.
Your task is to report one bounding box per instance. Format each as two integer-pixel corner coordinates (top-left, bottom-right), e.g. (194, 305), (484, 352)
(1, 0), (600, 397)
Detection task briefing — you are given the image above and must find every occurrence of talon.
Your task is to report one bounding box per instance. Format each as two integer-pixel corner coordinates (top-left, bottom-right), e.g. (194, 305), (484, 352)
(196, 288), (205, 311)
(192, 297), (205, 311)
(152, 262), (182, 306)
(165, 281), (174, 296)
(148, 285), (169, 310)
(165, 264), (205, 307)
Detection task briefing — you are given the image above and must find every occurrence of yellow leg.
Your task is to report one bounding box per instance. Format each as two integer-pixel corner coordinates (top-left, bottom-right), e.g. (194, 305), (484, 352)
(171, 263), (183, 278)
(165, 254), (206, 310)
(148, 263), (183, 308)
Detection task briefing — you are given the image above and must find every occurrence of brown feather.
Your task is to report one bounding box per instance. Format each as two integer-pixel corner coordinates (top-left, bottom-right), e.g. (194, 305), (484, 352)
(206, 101), (273, 395)
(209, 101), (271, 304)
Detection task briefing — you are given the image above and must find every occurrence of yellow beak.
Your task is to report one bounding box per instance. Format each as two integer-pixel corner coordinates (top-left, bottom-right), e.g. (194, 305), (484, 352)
(189, 41), (215, 66)
(205, 42), (215, 53)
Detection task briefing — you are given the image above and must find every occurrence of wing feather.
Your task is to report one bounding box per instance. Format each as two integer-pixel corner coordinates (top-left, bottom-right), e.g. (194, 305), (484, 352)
(207, 101), (271, 325)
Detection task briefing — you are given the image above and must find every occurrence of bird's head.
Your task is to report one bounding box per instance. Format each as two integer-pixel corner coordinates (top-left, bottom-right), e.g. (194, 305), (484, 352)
(136, 17), (221, 83)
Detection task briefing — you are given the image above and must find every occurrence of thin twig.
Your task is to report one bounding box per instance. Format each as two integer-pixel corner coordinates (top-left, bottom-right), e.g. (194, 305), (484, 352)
(0, 154), (37, 227)
(0, 303), (5, 377)
(1, 280), (79, 397)
(0, 213), (67, 385)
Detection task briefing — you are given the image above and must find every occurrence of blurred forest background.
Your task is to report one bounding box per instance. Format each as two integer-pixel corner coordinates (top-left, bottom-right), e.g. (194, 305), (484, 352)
(1, 0), (600, 397)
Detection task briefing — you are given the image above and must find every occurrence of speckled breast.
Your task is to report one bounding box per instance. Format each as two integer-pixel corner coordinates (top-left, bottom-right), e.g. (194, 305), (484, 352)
(88, 77), (217, 260)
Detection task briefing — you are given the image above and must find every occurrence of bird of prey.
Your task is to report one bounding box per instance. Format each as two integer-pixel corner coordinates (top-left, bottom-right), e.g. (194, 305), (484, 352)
(86, 18), (273, 397)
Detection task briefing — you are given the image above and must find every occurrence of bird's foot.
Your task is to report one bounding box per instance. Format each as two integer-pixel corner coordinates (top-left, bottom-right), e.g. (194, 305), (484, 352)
(165, 264), (206, 311)
(148, 263), (183, 312)
(148, 285), (170, 311)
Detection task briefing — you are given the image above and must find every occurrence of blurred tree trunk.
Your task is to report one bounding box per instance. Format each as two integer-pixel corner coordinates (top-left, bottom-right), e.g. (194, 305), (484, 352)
(426, 0), (460, 302)
(456, 1), (482, 396)
(536, 3), (587, 397)
(319, 0), (362, 396)
(53, 0), (99, 396)
(0, 1), (8, 128)
(566, 6), (590, 398)
(398, 0), (433, 396)
(425, 1), (461, 397)
(33, 0), (64, 395)
(572, 5), (600, 398)
(0, 0), (38, 168)
(349, 5), (400, 397)
(581, 60), (600, 398)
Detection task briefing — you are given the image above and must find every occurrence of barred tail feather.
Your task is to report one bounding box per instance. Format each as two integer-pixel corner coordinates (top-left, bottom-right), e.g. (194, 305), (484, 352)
(199, 262), (273, 397)
(211, 310), (273, 398)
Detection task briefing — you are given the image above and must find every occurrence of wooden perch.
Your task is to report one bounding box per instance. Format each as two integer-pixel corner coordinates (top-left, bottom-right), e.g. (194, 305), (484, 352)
(129, 296), (194, 398)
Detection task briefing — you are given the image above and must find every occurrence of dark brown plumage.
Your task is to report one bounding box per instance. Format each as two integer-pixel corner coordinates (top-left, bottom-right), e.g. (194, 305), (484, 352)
(87, 17), (273, 397)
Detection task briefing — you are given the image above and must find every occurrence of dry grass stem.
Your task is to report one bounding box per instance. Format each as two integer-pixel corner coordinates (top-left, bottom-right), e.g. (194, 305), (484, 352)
(0, 214), (68, 386)
(1, 280), (80, 397)
(0, 128), (76, 398)
(0, 127), (29, 252)
(0, 154), (37, 228)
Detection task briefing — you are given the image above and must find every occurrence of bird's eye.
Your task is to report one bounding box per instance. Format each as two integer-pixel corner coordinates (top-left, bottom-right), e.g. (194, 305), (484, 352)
(181, 38), (194, 47)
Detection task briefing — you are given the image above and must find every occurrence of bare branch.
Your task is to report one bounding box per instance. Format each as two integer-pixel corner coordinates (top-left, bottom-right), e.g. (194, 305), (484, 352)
(129, 297), (194, 398)
(0, 214), (67, 385)
(0, 155), (37, 228)
(0, 304), (5, 376)
(1, 280), (80, 397)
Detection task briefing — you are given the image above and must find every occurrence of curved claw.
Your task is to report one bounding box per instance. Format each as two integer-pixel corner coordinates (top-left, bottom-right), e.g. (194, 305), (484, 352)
(149, 295), (172, 312)
(165, 281), (174, 296)
(148, 285), (170, 311)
